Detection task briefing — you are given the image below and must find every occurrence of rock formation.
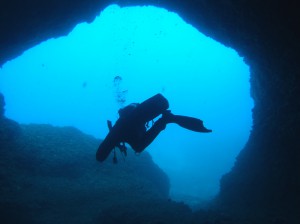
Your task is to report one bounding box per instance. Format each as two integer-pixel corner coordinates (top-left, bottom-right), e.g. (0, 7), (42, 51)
(0, 120), (174, 223)
(0, 92), (21, 142)
(0, 93), (4, 117)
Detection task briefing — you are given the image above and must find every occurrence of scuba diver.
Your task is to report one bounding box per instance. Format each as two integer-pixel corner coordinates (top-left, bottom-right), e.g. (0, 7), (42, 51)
(96, 93), (212, 163)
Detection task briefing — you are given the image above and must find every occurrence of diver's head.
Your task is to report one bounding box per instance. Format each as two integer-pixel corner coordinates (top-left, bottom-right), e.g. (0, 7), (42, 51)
(0, 92), (5, 117)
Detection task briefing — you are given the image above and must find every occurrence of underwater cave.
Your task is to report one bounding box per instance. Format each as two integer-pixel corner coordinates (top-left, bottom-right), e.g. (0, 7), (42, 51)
(0, 4), (253, 204)
(0, 1), (299, 224)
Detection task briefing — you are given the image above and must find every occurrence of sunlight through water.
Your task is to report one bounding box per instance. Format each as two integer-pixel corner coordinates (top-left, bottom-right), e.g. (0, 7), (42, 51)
(0, 5), (253, 205)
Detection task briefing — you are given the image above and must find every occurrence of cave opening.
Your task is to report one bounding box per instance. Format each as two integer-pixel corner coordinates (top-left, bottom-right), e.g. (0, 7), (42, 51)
(0, 4), (253, 206)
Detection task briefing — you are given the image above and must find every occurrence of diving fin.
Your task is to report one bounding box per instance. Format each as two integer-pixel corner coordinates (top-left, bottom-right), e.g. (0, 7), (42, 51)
(170, 114), (212, 133)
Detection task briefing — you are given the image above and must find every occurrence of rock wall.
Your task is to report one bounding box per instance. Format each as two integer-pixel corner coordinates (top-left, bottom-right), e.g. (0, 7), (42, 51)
(0, 93), (4, 117)
(1, 0), (299, 222)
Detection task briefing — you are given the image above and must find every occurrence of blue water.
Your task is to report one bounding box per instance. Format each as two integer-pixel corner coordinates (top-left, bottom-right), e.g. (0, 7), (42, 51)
(0, 5), (253, 204)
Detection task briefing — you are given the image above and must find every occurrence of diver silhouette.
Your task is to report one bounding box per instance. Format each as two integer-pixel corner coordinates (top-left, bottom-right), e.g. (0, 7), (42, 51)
(96, 93), (212, 163)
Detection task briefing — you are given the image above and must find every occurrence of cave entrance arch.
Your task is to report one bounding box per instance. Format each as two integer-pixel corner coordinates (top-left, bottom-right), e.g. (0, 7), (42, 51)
(0, 4), (253, 205)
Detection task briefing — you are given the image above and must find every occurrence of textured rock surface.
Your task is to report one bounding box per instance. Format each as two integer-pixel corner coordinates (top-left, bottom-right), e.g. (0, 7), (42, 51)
(1, 0), (300, 223)
(0, 122), (173, 223)
(0, 118), (246, 224)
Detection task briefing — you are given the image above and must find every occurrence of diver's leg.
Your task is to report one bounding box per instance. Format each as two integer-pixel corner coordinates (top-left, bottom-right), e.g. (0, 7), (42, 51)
(172, 115), (212, 132)
(131, 118), (167, 153)
(162, 110), (212, 133)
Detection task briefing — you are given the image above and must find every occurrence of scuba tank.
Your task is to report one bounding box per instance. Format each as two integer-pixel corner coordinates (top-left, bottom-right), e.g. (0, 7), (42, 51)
(131, 93), (169, 123)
